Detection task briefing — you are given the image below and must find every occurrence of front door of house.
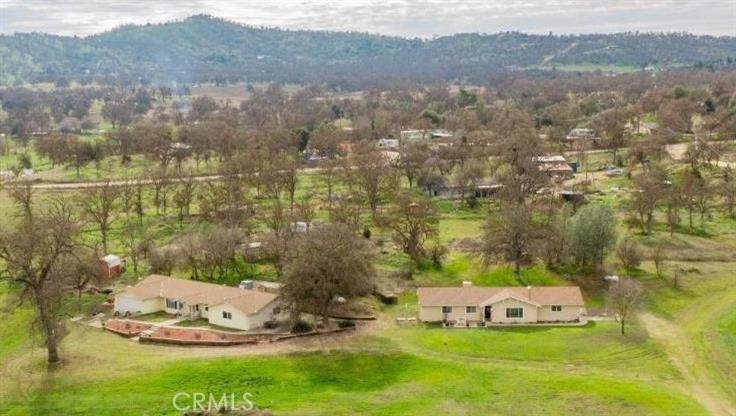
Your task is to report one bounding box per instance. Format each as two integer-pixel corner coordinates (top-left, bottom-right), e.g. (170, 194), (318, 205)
(484, 306), (491, 321)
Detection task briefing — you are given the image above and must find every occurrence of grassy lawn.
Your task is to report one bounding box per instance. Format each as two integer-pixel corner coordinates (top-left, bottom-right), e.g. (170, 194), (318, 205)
(0, 267), (713, 415)
(4, 353), (704, 416)
(384, 321), (676, 376)
(133, 311), (176, 323)
(0, 319), (706, 416)
(0, 283), (35, 359)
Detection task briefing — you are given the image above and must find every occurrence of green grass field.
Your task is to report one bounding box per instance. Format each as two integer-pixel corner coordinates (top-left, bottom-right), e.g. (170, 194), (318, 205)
(0, 314), (708, 416)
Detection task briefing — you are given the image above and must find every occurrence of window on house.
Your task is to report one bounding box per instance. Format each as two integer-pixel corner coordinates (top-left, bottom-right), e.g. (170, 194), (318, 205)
(552, 305), (562, 312)
(166, 299), (178, 309)
(273, 307), (281, 315)
(205, 306), (209, 311)
(222, 311), (232, 320)
(442, 306), (452, 314)
(506, 307), (524, 318)
(466, 306), (477, 314)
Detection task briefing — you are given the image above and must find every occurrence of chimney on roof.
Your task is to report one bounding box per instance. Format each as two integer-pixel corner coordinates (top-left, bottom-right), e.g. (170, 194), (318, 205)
(527, 285), (532, 298)
(462, 281), (473, 288)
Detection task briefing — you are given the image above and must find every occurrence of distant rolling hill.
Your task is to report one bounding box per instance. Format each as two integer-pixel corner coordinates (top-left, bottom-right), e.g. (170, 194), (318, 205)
(1, 14), (735, 88)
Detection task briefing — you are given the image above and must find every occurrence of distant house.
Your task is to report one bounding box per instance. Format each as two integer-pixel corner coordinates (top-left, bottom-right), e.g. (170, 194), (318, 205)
(625, 121), (658, 135)
(428, 129), (455, 139)
(238, 279), (282, 294)
(566, 128), (599, 142)
(422, 182), (502, 199)
(99, 254), (124, 279)
(400, 130), (429, 141)
(377, 138), (399, 149)
(170, 142), (192, 151)
(114, 275), (287, 331)
(417, 283), (586, 327)
(535, 155), (574, 180)
(337, 142), (355, 155)
(290, 221), (312, 233)
(400, 129), (456, 141)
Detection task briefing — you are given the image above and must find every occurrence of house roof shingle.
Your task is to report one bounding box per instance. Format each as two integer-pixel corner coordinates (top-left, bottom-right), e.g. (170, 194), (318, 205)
(122, 275), (278, 315)
(417, 286), (584, 307)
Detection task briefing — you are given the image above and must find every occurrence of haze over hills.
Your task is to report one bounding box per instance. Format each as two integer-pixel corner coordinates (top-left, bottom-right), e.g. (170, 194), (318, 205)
(1, 14), (735, 88)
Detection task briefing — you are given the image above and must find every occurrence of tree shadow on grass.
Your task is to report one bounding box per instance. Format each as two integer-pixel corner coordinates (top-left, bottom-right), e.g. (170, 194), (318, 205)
(290, 351), (412, 392)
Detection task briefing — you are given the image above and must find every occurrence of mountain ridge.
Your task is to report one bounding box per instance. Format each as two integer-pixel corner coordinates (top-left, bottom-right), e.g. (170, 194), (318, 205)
(1, 14), (735, 88)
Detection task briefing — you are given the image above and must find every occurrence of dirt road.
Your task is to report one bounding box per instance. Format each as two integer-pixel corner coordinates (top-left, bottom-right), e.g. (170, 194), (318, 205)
(665, 142), (736, 169)
(640, 313), (735, 416)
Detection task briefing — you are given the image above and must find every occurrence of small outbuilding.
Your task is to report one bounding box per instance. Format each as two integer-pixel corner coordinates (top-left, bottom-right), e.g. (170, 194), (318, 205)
(99, 254), (124, 279)
(535, 155), (574, 180)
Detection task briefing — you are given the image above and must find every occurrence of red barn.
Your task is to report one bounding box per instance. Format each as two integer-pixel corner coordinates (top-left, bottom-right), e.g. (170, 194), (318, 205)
(99, 254), (124, 279)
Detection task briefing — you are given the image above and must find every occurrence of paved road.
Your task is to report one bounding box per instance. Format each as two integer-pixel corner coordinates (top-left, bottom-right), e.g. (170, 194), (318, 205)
(4, 141), (734, 191)
(23, 174), (225, 189)
(5, 167), (327, 190)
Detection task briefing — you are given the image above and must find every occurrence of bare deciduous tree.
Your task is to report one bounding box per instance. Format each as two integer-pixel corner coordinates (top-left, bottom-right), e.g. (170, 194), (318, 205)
(348, 142), (396, 218)
(120, 219), (151, 278)
(320, 158), (341, 211)
(397, 141), (429, 189)
(481, 203), (539, 278)
(80, 182), (119, 254)
(616, 238), (642, 270)
(150, 169), (172, 218)
(173, 175), (197, 223)
(629, 171), (665, 235)
(651, 243), (666, 278)
(0, 197), (79, 364)
(607, 277), (643, 336)
(8, 182), (34, 219)
(148, 247), (178, 276)
(383, 194), (439, 261)
(329, 196), (363, 231)
(723, 167), (736, 219)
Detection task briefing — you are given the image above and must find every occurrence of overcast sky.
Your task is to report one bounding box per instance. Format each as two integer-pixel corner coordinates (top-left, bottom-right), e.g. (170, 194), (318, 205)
(1, 0), (735, 38)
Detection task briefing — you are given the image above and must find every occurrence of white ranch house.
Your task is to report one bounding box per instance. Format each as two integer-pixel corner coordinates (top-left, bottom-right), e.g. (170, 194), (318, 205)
(114, 275), (287, 330)
(417, 283), (586, 327)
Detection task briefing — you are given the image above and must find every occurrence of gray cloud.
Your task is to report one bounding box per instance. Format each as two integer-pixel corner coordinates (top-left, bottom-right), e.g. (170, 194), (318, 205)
(1, 0), (734, 37)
